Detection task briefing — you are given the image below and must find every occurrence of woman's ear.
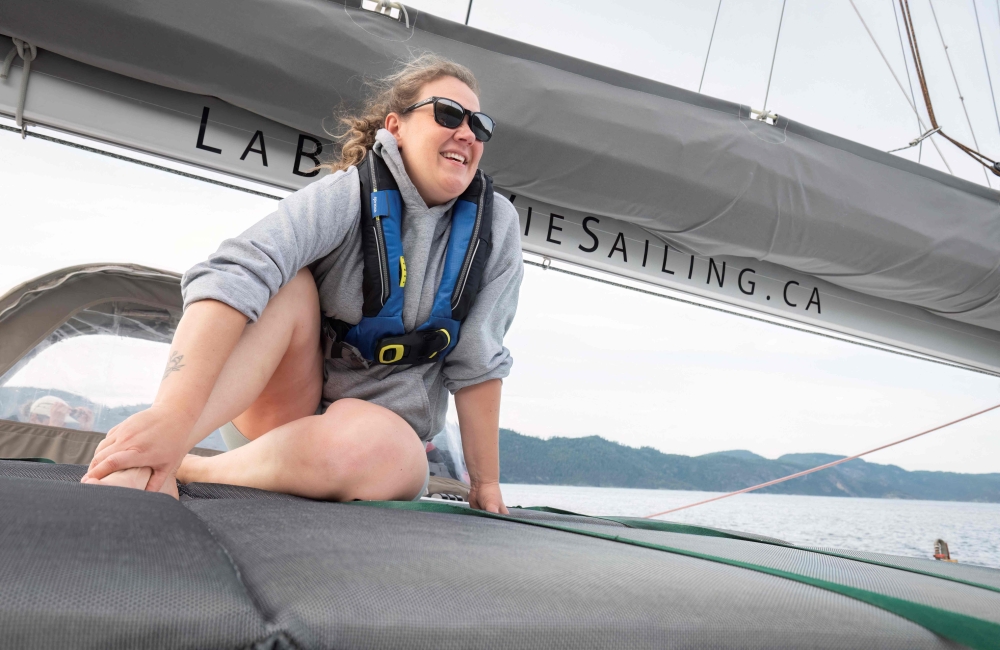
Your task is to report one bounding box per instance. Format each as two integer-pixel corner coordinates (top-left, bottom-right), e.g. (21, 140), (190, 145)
(385, 112), (403, 145)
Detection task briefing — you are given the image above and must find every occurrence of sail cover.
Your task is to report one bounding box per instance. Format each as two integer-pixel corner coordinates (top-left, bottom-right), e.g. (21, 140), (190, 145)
(3, 0), (1000, 333)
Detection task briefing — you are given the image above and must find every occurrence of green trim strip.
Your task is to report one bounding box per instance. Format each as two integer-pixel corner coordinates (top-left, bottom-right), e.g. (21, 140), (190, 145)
(352, 500), (1000, 650)
(520, 505), (760, 541)
(518, 505), (1000, 595)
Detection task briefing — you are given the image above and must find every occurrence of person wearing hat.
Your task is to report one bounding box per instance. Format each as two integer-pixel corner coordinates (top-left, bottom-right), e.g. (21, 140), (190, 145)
(24, 395), (95, 431)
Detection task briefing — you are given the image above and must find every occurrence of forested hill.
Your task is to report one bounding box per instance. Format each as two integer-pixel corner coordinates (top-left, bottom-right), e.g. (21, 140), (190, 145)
(498, 429), (1000, 503)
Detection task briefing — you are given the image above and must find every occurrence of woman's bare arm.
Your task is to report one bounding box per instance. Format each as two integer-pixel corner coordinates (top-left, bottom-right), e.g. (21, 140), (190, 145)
(455, 378), (508, 513)
(151, 300), (248, 432)
(84, 300), (247, 491)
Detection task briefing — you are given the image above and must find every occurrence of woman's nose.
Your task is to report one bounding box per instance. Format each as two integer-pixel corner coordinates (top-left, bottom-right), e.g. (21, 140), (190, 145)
(454, 118), (476, 143)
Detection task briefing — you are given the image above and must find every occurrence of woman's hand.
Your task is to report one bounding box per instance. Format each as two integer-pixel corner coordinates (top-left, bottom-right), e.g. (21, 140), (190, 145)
(469, 480), (508, 514)
(83, 404), (194, 492)
(82, 300), (249, 492)
(455, 379), (508, 513)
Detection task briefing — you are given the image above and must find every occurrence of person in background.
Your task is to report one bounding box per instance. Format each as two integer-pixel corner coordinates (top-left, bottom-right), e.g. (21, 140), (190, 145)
(23, 395), (95, 431)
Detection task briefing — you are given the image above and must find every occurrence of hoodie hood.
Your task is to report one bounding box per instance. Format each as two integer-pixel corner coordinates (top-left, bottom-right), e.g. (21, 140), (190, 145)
(373, 128), (458, 220)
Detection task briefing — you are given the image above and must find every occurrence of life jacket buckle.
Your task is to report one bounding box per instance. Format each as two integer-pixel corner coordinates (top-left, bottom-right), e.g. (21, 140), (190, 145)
(375, 328), (452, 365)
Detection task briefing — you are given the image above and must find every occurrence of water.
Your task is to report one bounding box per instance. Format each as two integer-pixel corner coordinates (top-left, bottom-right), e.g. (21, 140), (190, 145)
(500, 483), (1000, 569)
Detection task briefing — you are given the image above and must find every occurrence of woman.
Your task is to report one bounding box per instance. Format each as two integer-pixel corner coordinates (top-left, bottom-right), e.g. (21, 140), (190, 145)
(81, 56), (522, 514)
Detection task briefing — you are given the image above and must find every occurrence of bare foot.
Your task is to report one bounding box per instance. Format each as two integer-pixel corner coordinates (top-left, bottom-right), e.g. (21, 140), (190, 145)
(88, 467), (152, 490)
(82, 467), (180, 500)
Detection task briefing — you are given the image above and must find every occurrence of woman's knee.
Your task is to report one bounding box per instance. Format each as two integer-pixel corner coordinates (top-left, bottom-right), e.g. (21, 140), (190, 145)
(318, 399), (420, 460)
(230, 270), (322, 435)
(262, 269), (320, 327)
(311, 400), (427, 498)
(289, 268), (320, 301)
(259, 270), (322, 363)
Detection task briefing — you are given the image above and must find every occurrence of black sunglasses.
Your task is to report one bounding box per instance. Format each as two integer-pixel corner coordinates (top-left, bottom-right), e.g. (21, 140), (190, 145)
(402, 96), (496, 142)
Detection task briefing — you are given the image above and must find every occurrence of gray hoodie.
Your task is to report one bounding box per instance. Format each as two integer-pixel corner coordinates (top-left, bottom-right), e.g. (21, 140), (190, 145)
(181, 130), (523, 439)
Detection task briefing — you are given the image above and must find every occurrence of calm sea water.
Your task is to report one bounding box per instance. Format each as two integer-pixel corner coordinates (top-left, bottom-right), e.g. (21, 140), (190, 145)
(500, 483), (1000, 569)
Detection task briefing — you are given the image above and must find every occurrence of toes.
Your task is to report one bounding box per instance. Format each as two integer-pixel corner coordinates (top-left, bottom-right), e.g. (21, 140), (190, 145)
(95, 467), (153, 490)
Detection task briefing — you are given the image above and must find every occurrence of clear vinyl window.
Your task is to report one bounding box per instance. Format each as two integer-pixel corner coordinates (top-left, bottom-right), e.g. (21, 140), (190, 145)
(0, 301), (176, 434)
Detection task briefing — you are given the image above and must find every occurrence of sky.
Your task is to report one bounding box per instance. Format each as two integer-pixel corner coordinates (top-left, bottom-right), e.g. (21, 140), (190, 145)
(2, 0), (1000, 474)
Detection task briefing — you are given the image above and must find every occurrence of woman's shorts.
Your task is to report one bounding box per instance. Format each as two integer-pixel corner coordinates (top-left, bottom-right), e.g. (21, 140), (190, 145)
(218, 421), (429, 501)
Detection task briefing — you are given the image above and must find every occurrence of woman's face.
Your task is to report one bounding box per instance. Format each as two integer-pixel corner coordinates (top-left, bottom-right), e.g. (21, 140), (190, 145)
(386, 76), (484, 207)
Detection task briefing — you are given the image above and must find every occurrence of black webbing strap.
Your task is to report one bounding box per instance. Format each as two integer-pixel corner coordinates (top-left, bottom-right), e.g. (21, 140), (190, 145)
(350, 500), (1000, 650)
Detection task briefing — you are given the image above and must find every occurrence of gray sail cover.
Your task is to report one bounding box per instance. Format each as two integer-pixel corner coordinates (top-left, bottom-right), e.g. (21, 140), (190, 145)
(3, 0), (1000, 331)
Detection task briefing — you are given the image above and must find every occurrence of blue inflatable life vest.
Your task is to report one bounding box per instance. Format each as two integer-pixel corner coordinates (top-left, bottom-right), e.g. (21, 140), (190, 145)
(325, 151), (494, 366)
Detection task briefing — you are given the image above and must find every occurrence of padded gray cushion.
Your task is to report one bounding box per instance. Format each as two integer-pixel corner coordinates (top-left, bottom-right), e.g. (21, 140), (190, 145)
(0, 471), (278, 649)
(185, 499), (959, 650)
(0, 461), (971, 649)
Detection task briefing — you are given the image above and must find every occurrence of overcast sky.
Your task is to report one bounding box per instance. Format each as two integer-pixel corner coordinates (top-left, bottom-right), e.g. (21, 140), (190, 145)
(3, 0), (1000, 474)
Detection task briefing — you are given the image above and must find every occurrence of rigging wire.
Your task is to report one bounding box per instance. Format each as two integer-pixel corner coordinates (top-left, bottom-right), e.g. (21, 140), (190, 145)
(887, 125), (939, 153)
(761, 0), (787, 113)
(847, 0), (952, 172)
(698, 0), (723, 94)
(644, 401), (1000, 518)
(926, 0), (992, 187)
(898, 0), (1000, 178)
(893, 0), (924, 162)
(972, 0), (1000, 146)
(465, 0), (473, 26)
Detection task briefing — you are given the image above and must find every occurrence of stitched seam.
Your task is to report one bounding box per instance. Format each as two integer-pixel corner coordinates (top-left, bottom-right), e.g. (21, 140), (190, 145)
(193, 514), (296, 650)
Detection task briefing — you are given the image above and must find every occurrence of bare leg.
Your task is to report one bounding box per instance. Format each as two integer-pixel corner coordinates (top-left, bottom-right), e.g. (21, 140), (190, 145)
(188, 269), (325, 442)
(95, 269), (427, 501)
(92, 269), (323, 490)
(177, 398), (429, 501)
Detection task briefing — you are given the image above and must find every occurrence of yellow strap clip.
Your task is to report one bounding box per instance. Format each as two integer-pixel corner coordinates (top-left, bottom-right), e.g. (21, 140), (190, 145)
(399, 256), (407, 287)
(427, 328), (451, 359)
(379, 344), (405, 364)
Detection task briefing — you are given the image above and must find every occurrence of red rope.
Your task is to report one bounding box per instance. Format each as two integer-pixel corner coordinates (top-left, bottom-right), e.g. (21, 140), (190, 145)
(644, 402), (1000, 519)
(897, 0), (1000, 176)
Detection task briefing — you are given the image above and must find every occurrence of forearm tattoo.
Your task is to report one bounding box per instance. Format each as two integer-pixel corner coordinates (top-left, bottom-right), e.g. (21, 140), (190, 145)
(162, 351), (186, 380)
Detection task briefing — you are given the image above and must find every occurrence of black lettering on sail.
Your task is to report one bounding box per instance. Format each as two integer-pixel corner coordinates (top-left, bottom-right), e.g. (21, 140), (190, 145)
(523, 206), (533, 237)
(579, 216), (600, 252)
(608, 232), (628, 262)
(806, 287), (822, 313)
(783, 280), (800, 307)
(196, 106), (222, 154)
(687, 256), (695, 280)
(707, 258), (726, 288)
(661, 245), (675, 275)
(293, 134), (324, 177)
(240, 130), (268, 167)
(547, 213), (564, 244)
(642, 240), (649, 267)
(738, 268), (756, 295)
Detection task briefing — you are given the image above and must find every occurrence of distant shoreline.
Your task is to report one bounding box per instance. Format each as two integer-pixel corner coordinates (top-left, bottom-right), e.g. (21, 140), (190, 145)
(498, 429), (1000, 504)
(499, 482), (1000, 507)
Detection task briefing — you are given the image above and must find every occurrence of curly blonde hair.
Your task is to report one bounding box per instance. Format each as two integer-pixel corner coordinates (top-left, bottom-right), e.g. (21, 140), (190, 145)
(325, 54), (480, 173)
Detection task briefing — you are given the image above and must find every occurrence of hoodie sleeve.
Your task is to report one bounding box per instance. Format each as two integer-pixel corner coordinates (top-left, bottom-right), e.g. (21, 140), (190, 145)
(442, 193), (524, 393)
(181, 168), (361, 322)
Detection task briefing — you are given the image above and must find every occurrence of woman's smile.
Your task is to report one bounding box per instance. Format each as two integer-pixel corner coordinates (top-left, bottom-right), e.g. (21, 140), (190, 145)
(440, 150), (468, 167)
